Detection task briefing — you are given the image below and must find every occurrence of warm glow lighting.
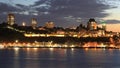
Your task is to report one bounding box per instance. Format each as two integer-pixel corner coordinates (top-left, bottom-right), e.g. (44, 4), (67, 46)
(70, 45), (75, 47)
(0, 45), (4, 49)
(94, 48), (97, 51)
(24, 34), (32, 37)
(109, 44), (115, 48)
(83, 35), (89, 37)
(33, 48), (38, 51)
(73, 35), (77, 37)
(15, 40), (19, 43)
(27, 44), (31, 47)
(49, 48), (54, 51)
(22, 22), (26, 26)
(24, 34), (65, 37)
(85, 48), (88, 51)
(64, 45), (67, 47)
(32, 34), (39, 37)
(71, 48), (74, 51)
(54, 34), (65, 37)
(14, 47), (19, 51)
(99, 43), (106, 47)
(14, 47), (19, 57)
(40, 34), (46, 36)
(46, 35), (50, 37)
(26, 48), (30, 51)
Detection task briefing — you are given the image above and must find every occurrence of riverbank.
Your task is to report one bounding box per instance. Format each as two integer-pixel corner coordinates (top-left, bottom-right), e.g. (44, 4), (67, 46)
(0, 42), (119, 49)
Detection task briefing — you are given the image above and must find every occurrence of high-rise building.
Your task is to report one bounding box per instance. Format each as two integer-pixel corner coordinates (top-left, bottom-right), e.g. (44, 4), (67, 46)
(87, 18), (97, 30)
(7, 13), (15, 25)
(31, 18), (37, 29)
(45, 21), (55, 28)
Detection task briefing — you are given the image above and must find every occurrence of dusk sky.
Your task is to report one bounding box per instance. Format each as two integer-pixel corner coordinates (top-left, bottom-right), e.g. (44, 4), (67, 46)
(0, 0), (120, 31)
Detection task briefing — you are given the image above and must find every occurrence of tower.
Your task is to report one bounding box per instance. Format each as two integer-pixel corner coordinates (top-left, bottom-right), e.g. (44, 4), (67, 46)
(31, 18), (37, 29)
(7, 13), (15, 25)
(87, 18), (97, 30)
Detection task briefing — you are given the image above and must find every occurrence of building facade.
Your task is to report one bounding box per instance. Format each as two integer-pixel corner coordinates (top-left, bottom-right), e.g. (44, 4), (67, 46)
(87, 18), (97, 30)
(7, 13), (15, 25)
(45, 21), (55, 28)
(31, 18), (37, 29)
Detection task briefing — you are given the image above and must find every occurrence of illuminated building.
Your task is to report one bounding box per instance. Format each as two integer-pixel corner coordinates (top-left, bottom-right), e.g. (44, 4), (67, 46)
(31, 18), (37, 29)
(87, 18), (97, 30)
(7, 13), (15, 25)
(38, 27), (46, 30)
(45, 21), (55, 28)
(56, 30), (65, 34)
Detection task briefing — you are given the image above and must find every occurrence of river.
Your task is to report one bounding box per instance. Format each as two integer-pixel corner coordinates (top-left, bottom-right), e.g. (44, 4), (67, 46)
(0, 48), (120, 68)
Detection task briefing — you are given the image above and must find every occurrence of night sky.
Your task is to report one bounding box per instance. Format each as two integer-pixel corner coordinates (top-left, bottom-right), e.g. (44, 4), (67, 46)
(0, 0), (120, 29)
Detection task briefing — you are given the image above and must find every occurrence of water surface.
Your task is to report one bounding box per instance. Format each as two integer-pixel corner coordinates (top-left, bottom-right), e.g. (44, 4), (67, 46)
(0, 48), (120, 68)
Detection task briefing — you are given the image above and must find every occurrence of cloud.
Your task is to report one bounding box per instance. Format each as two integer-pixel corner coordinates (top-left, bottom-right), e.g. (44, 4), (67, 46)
(0, 3), (19, 13)
(0, 0), (117, 27)
(98, 0), (120, 8)
(105, 20), (120, 24)
(48, 0), (109, 17)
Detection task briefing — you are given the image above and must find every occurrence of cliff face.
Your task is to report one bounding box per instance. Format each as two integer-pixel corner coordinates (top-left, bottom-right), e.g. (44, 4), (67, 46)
(0, 28), (24, 42)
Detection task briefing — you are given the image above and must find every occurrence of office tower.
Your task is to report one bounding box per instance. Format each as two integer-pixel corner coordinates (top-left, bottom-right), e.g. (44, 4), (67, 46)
(31, 18), (37, 29)
(7, 13), (15, 25)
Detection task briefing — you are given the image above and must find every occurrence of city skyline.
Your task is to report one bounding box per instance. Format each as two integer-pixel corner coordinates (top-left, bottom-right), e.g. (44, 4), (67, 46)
(0, 0), (120, 32)
(0, 1), (120, 68)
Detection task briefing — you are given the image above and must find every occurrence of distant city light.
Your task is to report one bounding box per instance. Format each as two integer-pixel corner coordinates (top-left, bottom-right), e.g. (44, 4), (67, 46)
(22, 22), (26, 26)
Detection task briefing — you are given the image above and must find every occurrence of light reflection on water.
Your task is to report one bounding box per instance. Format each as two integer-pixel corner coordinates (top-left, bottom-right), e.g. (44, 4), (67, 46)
(0, 48), (120, 68)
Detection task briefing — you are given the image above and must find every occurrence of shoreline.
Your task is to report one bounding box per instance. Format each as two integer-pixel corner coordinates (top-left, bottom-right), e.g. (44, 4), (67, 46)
(3, 46), (119, 49)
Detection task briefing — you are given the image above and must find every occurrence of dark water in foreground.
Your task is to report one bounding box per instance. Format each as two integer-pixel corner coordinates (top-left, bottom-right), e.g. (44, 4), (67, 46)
(0, 48), (120, 68)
